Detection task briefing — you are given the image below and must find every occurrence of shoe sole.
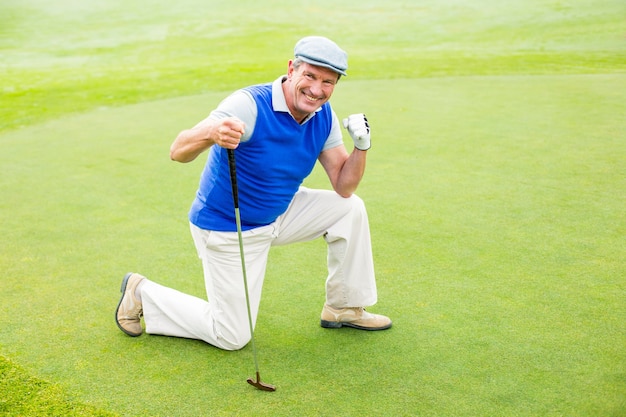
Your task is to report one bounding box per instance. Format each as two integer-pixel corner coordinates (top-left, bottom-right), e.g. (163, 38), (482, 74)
(115, 272), (142, 337)
(320, 320), (392, 331)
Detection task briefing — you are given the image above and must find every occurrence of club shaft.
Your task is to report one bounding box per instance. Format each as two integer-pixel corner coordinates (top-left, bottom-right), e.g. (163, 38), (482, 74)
(228, 149), (260, 375)
(233, 206), (260, 374)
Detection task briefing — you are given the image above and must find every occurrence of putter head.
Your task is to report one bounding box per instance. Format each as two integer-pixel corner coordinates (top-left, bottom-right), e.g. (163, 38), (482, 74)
(247, 373), (276, 392)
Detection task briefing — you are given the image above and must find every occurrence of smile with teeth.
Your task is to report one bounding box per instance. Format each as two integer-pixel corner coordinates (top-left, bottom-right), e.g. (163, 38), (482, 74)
(304, 93), (321, 102)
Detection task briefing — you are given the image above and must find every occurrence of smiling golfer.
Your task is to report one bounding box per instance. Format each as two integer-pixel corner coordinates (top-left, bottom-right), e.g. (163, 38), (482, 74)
(115, 36), (391, 351)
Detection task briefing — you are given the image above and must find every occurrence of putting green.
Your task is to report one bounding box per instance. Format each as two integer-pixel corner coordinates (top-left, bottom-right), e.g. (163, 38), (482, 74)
(1, 74), (624, 416)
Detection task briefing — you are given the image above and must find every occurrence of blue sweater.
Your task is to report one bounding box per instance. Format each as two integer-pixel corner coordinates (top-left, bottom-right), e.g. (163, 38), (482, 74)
(189, 83), (333, 232)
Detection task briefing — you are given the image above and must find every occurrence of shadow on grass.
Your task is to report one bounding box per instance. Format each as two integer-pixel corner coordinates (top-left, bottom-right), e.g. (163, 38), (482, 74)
(0, 355), (118, 417)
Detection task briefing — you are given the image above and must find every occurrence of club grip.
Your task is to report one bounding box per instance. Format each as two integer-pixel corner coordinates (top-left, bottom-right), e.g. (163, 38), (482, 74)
(227, 149), (239, 209)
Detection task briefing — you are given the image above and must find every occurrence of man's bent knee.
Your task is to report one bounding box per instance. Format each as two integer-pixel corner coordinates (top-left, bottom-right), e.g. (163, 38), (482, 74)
(211, 327), (252, 351)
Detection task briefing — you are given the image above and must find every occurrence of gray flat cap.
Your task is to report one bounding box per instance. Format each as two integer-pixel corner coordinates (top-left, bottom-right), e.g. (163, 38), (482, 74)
(294, 36), (348, 76)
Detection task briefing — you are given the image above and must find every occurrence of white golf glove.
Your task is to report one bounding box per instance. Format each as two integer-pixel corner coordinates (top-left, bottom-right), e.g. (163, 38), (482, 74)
(343, 113), (371, 151)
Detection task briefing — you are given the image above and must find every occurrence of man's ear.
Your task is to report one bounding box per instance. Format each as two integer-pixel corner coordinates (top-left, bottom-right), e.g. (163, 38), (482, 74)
(287, 60), (294, 78)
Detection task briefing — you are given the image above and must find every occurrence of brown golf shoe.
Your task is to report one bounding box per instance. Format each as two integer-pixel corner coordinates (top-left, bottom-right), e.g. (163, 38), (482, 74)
(320, 304), (392, 331)
(115, 272), (146, 337)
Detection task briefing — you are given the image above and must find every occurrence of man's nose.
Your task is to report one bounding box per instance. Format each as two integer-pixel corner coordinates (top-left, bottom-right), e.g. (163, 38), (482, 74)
(309, 81), (324, 97)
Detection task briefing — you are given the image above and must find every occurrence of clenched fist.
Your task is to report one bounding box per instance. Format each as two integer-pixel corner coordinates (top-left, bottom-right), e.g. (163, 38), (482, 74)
(214, 117), (245, 149)
(342, 113), (371, 151)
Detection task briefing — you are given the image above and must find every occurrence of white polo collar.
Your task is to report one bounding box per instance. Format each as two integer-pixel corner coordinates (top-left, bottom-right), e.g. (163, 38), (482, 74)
(272, 76), (321, 123)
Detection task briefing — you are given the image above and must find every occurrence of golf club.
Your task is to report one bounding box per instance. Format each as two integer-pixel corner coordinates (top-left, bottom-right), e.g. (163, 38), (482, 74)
(227, 148), (276, 392)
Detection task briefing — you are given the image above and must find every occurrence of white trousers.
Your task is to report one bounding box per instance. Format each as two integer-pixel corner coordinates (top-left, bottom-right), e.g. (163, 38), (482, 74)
(141, 187), (378, 350)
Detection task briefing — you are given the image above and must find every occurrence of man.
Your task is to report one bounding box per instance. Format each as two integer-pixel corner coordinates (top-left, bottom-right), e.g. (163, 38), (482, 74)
(115, 36), (391, 351)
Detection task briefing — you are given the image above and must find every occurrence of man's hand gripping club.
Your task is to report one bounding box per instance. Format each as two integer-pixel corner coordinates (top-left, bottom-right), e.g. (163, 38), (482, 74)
(214, 117), (245, 149)
(343, 113), (371, 151)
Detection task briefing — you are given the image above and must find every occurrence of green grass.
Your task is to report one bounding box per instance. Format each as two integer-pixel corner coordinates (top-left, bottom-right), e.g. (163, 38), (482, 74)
(2, 0), (625, 132)
(1, 0), (625, 416)
(0, 355), (117, 416)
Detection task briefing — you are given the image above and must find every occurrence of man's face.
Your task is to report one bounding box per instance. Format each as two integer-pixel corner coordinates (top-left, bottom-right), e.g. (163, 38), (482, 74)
(283, 61), (339, 123)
